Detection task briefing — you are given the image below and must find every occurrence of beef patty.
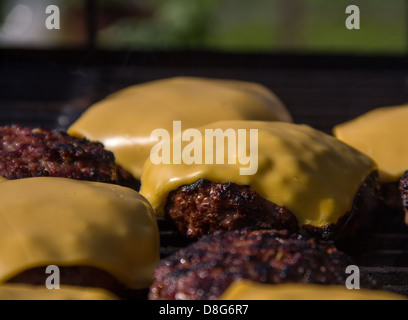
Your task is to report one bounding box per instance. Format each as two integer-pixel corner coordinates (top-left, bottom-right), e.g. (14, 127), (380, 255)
(149, 229), (377, 300)
(399, 171), (408, 226)
(0, 125), (139, 190)
(164, 172), (380, 240)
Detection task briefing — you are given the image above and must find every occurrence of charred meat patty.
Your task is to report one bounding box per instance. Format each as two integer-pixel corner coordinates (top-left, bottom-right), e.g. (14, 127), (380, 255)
(399, 170), (408, 225)
(0, 125), (139, 190)
(165, 179), (298, 238)
(165, 172), (380, 240)
(149, 229), (377, 300)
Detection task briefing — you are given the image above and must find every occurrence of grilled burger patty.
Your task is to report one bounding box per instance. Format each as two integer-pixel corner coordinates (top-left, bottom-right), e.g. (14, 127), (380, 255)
(149, 229), (377, 300)
(0, 125), (139, 190)
(165, 172), (380, 240)
(399, 171), (408, 225)
(165, 179), (298, 238)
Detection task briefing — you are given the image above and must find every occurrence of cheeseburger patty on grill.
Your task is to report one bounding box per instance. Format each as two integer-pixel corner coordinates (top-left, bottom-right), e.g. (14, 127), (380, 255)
(149, 229), (377, 300)
(0, 125), (139, 190)
(0, 177), (160, 300)
(164, 171), (380, 240)
(141, 121), (379, 241)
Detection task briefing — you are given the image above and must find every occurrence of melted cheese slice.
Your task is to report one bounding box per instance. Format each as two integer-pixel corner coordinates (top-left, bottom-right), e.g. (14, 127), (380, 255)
(140, 121), (375, 227)
(0, 284), (118, 300)
(218, 280), (407, 300)
(0, 177), (160, 290)
(333, 104), (408, 183)
(68, 77), (292, 179)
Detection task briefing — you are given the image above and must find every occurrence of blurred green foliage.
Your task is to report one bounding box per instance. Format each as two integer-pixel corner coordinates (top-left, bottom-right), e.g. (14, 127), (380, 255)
(98, 0), (218, 49)
(99, 0), (407, 54)
(1, 0), (405, 53)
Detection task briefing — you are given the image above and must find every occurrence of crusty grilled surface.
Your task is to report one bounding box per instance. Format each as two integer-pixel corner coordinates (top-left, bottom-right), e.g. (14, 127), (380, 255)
(0, 125), (139, 190)
(165, 179), (298, 239)
(399, 171), (408, 225)
(149, 229), (377, 300)
(165, 172), (381, 241)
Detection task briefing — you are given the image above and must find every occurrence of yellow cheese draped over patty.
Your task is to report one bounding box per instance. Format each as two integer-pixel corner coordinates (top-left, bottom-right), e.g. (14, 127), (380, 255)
(140, 121), (376, 228)
(0, 284), (118, 300)
(68, 77), (292, 179)
(0, 177), (160, 290)
(333, 104), (408, 183)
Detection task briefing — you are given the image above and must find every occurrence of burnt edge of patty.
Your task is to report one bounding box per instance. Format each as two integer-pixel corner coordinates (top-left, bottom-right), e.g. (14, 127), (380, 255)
(149, 229), (378, 300)
(359, 174), (408, 233)
(7, 266), (148, 300)
(116, 164), (141, 191)
(164, 171), (381, 241)
(0, 125), (140, 191)
(399, 170), (408, 226)
(350, 172), (408, 234)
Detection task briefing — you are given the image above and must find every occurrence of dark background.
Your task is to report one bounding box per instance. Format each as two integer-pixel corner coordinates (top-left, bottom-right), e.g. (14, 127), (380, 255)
(1, 49), (408, 135)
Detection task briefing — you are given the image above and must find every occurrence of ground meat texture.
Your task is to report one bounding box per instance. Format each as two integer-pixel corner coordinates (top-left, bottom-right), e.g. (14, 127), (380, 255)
(0, 125), (139, 190)
(399, 171), (408, 226)
(165, 179), (298, 239)
(7, 266), (147, 300)
(164, 172), (380, 240)
(149, 229), (377, 300)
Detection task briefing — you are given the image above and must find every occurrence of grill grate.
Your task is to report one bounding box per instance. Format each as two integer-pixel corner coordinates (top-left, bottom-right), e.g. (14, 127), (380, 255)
(1, 50), (408, 298)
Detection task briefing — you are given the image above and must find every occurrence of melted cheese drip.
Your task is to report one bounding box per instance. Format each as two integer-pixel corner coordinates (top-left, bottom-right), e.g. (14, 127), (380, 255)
(0, 177), (160, 290)
(68, 77), (292, 179)
(218, 280), (407, 300)
(140, 121), (375, 227)
(0, 284), (118, 300)
(333, 104), (408, 183)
